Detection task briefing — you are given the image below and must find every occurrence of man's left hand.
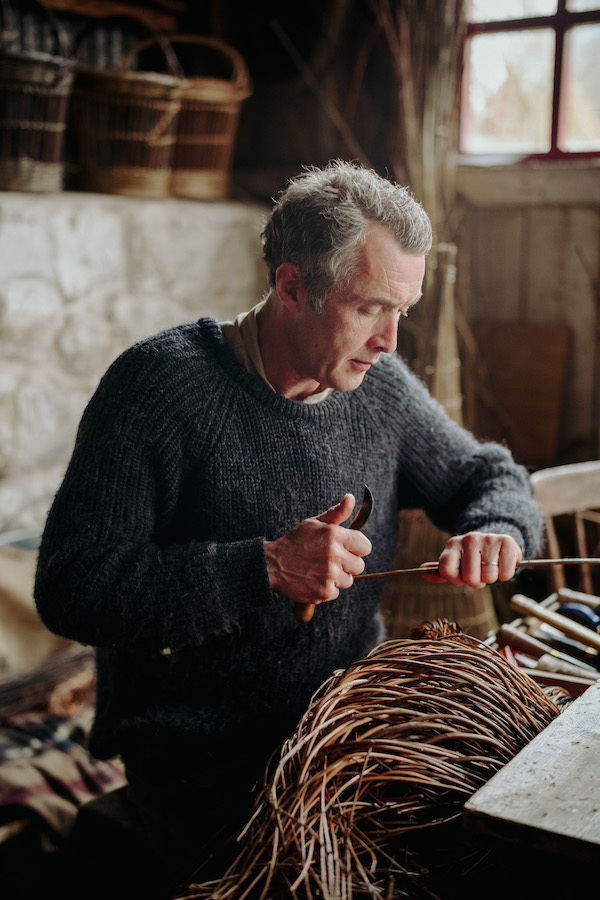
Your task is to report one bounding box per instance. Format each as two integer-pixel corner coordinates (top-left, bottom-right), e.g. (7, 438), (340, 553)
(419, 532), (522, 588)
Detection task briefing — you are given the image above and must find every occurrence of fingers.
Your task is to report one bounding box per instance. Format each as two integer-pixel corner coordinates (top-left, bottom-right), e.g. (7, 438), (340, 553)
(435, 533), (522, 588)
(313, 494), (372, 584)
(344, 528), (372, 561)
(264, 493), (372, 608)
(417, 561), (446, 584)
(316, 493), (356, 526)
(308, 525), (370, 599)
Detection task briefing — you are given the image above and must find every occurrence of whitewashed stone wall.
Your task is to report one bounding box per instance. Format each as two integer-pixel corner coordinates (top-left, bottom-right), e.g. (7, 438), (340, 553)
(0, 191), (269, 535)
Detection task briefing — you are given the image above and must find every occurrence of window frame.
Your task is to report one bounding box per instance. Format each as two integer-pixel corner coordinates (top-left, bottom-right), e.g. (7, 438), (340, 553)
(460, 1), (600, 161)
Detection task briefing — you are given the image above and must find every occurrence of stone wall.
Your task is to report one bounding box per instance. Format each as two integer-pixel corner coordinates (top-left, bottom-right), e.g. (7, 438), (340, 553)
(0, 191), (269, 535)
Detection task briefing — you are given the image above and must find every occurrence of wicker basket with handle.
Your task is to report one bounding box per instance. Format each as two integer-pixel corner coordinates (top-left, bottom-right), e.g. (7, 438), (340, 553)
(69, 36), (182, 199)
(167, 35), (252, 200)
(0, 3), (74, 192)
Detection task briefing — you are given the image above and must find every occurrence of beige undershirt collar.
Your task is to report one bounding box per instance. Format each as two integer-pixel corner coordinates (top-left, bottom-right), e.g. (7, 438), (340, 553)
(221, 301), (333, 404)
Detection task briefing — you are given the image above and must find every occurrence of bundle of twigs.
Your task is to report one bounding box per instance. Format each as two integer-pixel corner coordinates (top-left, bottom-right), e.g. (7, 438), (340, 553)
(179, 622), (564, 900)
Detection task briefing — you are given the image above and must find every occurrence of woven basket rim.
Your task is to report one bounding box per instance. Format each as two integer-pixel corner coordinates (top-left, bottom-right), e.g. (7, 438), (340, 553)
(175, 75), (251, 104)
(75, 65), (181, 90)
(0, 49), (73, 67)
(0, 54), (74, 89)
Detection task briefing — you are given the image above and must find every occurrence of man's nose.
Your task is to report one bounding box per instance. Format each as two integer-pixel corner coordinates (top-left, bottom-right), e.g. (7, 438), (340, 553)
(370, 314), (398, 354)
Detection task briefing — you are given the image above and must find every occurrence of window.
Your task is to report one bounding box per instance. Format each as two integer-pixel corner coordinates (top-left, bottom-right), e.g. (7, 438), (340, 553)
(460, 1), (600, 159)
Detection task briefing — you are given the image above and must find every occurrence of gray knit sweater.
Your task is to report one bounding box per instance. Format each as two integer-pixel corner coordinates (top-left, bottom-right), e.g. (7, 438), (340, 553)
(34, 317), (543, 764)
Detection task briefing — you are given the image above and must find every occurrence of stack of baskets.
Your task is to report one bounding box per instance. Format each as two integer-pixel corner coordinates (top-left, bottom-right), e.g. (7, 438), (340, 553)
(0, 8), (252, 201)
(170, 36), (253, 200)
(68, 37), (181, 199)
(69, 34), (252, 200)
(0, 6), (74, 192)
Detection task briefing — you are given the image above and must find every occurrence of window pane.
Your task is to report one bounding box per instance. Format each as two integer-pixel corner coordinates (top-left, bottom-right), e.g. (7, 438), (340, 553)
(461, 29), (555, 153)
(467, 0), (557, 22)
(560, 24), (600, 150)
(567, 1), (600, 11)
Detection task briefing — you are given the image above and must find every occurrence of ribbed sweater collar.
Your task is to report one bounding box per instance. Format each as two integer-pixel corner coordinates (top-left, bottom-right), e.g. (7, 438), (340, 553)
(195, 316), (372, 421)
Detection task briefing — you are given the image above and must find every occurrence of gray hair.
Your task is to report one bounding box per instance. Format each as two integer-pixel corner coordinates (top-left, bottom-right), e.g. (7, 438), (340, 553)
(261, 160), (433, 313)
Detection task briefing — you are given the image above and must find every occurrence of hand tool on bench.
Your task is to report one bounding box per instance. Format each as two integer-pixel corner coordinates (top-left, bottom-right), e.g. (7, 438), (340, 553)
(496, 623), (600, 678)
(557, 586), (600, 611)
(294, 484), (374, 624)
(533, 626), (600, 667)
(558, 602), (600, 632)
(510, 594), (600, 652)
(355, 557), (600, 581)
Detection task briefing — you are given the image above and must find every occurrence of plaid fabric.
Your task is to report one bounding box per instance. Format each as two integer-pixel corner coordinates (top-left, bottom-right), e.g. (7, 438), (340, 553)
(0, 713), (125, 847)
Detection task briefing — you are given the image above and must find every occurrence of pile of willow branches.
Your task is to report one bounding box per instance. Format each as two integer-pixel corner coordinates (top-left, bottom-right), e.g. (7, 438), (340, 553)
(179, 621), (565, 900)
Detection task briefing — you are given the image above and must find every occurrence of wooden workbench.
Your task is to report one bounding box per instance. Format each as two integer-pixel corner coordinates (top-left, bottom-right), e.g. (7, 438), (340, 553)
(463, 678), (600, 868)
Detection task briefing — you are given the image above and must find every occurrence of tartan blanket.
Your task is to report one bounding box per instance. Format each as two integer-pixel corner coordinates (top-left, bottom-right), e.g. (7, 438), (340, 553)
(0, 713), (126, 847)
(0, 544), (126, 848)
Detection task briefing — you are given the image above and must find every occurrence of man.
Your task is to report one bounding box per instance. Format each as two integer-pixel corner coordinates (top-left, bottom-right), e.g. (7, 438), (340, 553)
(34, 160), (542, 894)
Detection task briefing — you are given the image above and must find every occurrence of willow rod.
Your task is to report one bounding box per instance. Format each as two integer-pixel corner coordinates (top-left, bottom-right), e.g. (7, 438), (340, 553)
(355, 558), (600, 581)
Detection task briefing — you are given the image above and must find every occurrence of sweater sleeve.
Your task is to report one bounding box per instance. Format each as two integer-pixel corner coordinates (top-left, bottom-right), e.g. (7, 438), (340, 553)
(369, 357), (544, 557)
(34, 339), (274, 654)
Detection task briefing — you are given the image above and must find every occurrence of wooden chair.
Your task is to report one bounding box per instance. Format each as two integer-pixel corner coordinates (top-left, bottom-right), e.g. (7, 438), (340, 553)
(530, 460), (600, 594)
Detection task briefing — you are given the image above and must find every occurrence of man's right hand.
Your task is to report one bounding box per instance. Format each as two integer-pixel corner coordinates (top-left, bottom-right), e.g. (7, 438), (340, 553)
(264, 494), (372, 607)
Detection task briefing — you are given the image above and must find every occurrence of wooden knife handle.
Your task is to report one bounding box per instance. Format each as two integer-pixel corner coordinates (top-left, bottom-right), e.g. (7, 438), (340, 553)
(294, 602), (316, 623)
(557, 587), (600, 609)
(510, 594), (600, 651)
(497, 623), (599, 672)
(496, 624), (548, 659)
(536, 654), (600, 680)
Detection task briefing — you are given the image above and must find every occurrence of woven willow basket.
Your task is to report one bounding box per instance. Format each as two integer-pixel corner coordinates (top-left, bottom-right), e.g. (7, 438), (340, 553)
(0, 39), (74, 192)
(168, 35), (252, 200)
(69, 38), (181, 199)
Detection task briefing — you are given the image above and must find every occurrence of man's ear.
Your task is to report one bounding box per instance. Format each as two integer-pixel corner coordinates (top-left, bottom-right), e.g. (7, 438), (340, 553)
(275, 263), (305, 311)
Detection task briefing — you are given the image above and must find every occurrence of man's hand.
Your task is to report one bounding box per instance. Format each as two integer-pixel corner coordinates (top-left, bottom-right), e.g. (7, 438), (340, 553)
(264, 494), (372, 606)
(420, 532), (522, 589)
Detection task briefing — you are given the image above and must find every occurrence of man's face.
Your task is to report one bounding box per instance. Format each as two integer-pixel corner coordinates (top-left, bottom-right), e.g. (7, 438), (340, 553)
(290, 224), (426, 397)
